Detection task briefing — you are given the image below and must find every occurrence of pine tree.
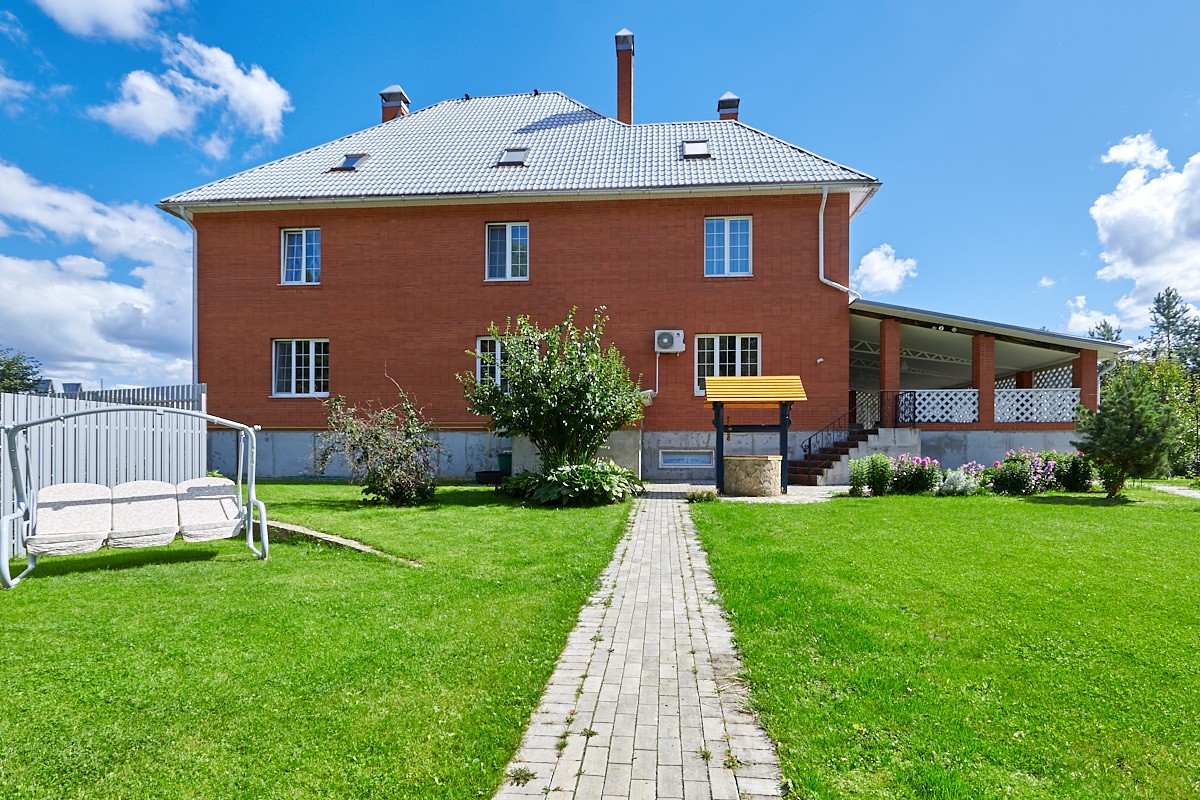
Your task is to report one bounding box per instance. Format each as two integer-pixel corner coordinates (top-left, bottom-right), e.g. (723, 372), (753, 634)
(1087, 320), (1123, 342)
(1073, 364), (1180, 497)
(1143, 288), (1199, 368)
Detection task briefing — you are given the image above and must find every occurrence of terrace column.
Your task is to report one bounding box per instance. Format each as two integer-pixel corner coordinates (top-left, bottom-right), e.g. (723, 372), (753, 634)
(1073, 349), (1098, 411)
(879, 318), (901, 427)
(1015, 370), (1034, 389)
(972, 334), (995, 425)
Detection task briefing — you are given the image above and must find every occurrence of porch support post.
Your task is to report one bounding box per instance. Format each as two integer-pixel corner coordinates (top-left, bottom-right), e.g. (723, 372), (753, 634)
(972, 334), (995, 425)
(879, 318), (901, 427)
(1073, 349), (1098, 412)
(779, 401), (792, 492)
(1015, 370), (1034, 389)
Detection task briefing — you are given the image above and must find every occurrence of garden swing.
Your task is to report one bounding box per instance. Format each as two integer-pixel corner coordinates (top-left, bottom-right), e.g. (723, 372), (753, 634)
(2, 406), (268, 589)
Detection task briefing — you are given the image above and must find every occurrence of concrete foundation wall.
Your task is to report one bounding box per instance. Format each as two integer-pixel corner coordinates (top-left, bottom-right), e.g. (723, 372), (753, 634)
(640, 430), (819, 481)
(921, 430), (1080, 470)
(209, 430), (510, 479)
(825, 428), (922, 484)
(511, 430), (643, 477)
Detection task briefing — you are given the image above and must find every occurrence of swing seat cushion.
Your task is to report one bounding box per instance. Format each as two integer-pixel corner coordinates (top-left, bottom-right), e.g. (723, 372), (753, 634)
(26, 483), (112, 556)
(110, 481), (179, 549)
(177, 478), (243, 542)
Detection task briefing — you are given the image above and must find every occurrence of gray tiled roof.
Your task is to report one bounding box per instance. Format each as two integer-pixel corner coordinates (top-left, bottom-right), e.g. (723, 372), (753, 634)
(162, 91), (876, 206)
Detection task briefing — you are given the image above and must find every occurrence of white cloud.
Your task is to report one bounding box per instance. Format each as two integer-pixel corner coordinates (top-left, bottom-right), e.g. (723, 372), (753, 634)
(0, 161), (192, 385)
(88, 69), (197, 142)
(32, 0), (182, 41)
(1064, 295), (1116, 335)
(1038, 276), (1055, 288)
(0, 10), (27, 42)
(165, 35), (291, 140)
(1101, 132), (1171, 171)
(89, 35), (292, 156)
(0, 64), (34, 105)
(1089, 132), (1200, 328)
(851, 243), (918, 295)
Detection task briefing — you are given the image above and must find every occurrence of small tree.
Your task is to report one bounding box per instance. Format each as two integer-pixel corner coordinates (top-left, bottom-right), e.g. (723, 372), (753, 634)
(459, 308), (643, 472)
(1072, 365), (1179, 497)
(316, 388), (440, 505)
(1087, 320), (1123, 342)
(0, 345), (42, 393)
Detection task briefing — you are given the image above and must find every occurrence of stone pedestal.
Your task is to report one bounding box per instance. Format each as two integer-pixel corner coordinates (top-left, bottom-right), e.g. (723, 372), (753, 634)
(722, 455), (782, 497)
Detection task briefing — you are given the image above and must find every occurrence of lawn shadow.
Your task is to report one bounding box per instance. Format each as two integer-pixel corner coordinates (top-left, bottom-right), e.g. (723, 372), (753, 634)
(1023, 494), (1135, 507)
(31, 546), (219, 578)
(420, 487), (522, 510)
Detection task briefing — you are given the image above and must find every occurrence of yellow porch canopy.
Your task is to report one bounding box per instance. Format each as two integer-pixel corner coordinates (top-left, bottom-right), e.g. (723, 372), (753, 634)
(703, 375), (807, 408)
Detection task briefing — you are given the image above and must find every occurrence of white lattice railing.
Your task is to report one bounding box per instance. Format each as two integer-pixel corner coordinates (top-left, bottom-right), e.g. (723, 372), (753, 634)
(995, 388), (1081, 423)
(906, 389), (979, 423)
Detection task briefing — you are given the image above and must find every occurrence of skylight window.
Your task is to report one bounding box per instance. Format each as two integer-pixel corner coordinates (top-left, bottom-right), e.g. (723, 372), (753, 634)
(331, 153), (366, 171)
(497, 147), (529, 166)
(683, 140), (711, 159)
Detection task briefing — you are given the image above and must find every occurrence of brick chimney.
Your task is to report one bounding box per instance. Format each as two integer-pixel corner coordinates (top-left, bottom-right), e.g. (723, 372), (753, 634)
(615, 28), (634, 124)
(380, 85), (410, 123)
(718, 91), (740, 121)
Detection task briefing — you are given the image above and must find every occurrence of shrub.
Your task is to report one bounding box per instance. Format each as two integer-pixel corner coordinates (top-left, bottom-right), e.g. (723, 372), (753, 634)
(501, 459), (643, 507)
(891, 454), (941, 495)
(316, 390), (440, 506)
(960, 461), (987, 479)
(847, 454), (893, 497)
(990, 459), (1034, 495)
(936, 469), (979, 496)
(686, 489), (718, 503)
(1049, 451), (1094, 492)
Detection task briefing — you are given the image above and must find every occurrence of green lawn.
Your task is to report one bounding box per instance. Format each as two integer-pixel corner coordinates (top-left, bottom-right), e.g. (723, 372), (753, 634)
(690, 490), (1200, 799)
(1, 483), (628, 799)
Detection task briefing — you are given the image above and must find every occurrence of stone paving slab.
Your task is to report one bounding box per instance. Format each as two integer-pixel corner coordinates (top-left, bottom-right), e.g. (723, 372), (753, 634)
(495, 485), (785, 799)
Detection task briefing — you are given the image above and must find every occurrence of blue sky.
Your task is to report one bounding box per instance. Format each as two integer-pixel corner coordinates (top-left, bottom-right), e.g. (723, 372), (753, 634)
(2, 0), (1199, 387)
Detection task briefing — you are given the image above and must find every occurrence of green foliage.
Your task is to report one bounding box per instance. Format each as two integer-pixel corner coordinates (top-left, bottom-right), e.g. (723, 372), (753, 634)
(1074, 364), (1180, 498)
(890, 454), (942, 495)
(1143, 287), (1200, 370)
(0, 344), (42, 393)
(1141, 356), (1200, 476)
(1049, 451), (1095, 492)
(316, 390), (440, 505)
(459, 308), (643, 473)
(848, 453), (893, 497)
(990, 459), (1035, 495)
(935, 469), (980, 496)
(500, 460), (643, 507)
(1088, 320), (1123, 342)
(686, 489), (719, 503)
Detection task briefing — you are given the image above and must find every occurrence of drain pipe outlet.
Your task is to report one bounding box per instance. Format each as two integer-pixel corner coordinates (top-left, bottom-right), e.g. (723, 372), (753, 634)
(817, 186), (861, 303)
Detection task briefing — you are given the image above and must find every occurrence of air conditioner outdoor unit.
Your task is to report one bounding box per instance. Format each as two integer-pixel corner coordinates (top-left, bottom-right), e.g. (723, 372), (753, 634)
(654, 330), (685, 353)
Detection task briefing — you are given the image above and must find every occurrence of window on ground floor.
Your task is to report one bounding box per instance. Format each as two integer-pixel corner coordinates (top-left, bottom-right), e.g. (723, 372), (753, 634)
(695, 334), (760, 395)
(273, 338), (329, 396)
(476, 336), (506, 390)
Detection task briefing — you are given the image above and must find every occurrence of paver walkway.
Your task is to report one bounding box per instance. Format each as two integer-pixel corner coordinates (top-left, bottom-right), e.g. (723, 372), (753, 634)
(495, 485), (784, 800)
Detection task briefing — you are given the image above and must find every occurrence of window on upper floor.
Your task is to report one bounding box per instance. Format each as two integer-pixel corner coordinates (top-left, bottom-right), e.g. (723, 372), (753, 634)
(476, 336), (506, 390)
(282, 228), (321, 284)
(704, 216), (752, 277)
(273, 338), (329, 396)
(695, 334), (760, 395)
(486, 222), (529, 281)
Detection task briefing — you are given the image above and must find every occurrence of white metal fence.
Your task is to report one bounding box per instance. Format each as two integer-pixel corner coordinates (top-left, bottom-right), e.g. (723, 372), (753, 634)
(2, 385), (207, 557)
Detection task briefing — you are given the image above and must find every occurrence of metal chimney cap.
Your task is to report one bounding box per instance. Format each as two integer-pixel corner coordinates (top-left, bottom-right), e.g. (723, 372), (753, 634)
(380, 85), (411, 105)
(717, 91), (740, 112)
(615, 28), (634, 53)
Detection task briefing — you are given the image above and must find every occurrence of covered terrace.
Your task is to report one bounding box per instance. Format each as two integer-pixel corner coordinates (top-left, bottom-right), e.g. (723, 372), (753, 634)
(848, 300), (1128, 430)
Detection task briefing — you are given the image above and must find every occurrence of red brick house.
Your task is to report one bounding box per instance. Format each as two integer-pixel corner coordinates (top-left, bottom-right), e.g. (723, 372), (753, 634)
(160, 31), (1124, 481)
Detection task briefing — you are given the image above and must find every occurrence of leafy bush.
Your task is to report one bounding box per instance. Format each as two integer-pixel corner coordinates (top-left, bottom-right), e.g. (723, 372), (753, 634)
(1048, 451), (1094, 492)
(687, 489), (718, 503)
(990, 459), (1034, 495)
(317, 391), (440, 506)
(501, 460), (643, 507)
(891, 454), (941, 495)
(936, 469), (980, 496)
(849, 454), (893, 497)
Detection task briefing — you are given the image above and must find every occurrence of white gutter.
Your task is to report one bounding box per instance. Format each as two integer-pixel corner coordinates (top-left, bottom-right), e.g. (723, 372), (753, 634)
(816, 185), (861, 303)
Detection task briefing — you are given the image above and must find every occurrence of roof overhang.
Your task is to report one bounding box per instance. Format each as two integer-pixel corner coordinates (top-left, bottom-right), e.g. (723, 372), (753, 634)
(158, 181), (881, 220)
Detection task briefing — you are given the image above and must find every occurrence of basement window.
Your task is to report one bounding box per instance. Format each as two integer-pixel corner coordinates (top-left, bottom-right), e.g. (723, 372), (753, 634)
(497, 147), (529, 166)
(683, 139), (711, 159)
(330, 153), (366, 171)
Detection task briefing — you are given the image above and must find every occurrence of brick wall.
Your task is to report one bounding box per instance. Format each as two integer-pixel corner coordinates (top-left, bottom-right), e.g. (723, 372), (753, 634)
(194, 192), (853, 433)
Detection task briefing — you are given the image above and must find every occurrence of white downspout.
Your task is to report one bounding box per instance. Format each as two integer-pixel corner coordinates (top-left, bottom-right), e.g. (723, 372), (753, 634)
(816, 186), (861, 303)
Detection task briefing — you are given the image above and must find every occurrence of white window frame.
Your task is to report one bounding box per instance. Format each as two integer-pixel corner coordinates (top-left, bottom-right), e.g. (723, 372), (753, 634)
(272, 338), (329, 397)
(703, 216), (753, 277)
(475, 336), (505, 389)
(659, 450), (716, 469)
(694, 334), (761, 395)
(280, 228), (321, 285)
(485, 222), (530, 281)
